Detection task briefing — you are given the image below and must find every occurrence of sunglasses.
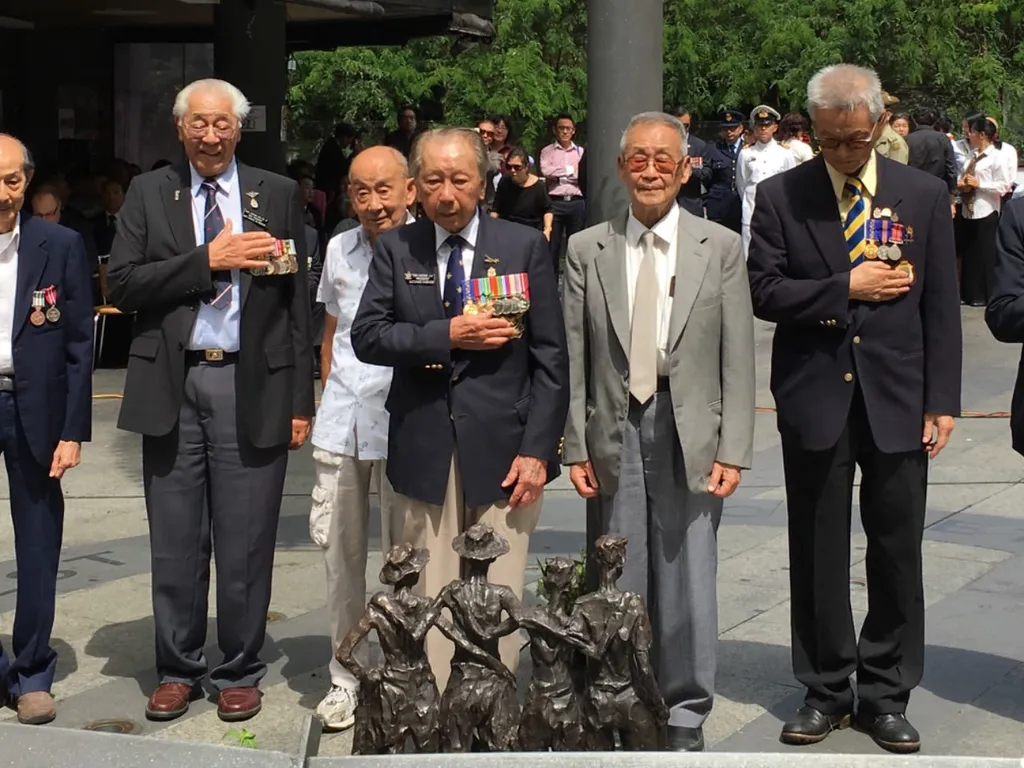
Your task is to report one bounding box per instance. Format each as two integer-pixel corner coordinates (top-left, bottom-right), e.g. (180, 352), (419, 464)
(625, 153), (682, 174)
(506, 163), (526, 172)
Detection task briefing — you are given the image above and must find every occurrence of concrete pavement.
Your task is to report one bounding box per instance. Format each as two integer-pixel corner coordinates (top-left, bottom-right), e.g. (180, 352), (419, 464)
(0, 307), (1023, 758)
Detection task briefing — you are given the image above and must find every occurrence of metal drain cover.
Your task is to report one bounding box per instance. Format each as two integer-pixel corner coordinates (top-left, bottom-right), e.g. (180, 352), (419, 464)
(84, 718), (141, 735)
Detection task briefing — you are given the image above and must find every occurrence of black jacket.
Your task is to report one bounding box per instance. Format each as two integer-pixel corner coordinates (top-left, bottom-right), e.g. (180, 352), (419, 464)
(747, 154), (962, 453)
(677, 134), (707, 217)
(698, 138), (742, 227)
(986, 199), (1024, 455)
(107, 162), (315, 447)
(352, 214), (568, 506)
(907, 126), (958, 192)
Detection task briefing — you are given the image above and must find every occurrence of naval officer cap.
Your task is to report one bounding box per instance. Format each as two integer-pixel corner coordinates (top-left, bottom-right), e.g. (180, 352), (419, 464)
(719, 109), (746, 127)
(750, 105), (781, 125)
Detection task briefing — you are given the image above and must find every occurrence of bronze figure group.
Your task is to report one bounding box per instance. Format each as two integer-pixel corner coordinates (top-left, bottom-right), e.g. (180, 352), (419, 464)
(337, 526), (668, 753)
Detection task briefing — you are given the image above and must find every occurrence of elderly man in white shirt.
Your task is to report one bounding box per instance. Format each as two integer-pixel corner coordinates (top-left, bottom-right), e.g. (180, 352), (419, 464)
(309, 146), (416, 731)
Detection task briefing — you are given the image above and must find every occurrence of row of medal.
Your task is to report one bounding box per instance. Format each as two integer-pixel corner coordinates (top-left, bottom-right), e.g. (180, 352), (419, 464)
(30, 287), (60, 327)
(864, 208), (916, 283)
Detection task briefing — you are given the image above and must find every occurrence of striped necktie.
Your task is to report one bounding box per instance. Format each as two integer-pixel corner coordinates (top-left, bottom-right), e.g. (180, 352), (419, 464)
(202, 180), (232, 310)
(443, 235), (466, 318)
(844, 177), (868, 265)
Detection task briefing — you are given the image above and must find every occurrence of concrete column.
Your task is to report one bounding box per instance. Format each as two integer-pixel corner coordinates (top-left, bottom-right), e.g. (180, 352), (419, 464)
(214, 0), (287, 174)
(585, 0), (664, 225)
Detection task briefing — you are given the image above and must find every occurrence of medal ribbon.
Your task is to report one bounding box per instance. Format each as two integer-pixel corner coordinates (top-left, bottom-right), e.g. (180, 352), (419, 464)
(31, 291), (45, 309)
(44, 286), (57, 306)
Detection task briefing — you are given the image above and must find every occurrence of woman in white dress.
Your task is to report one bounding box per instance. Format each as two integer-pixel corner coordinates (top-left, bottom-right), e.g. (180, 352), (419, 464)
(778, 113), (815, 164)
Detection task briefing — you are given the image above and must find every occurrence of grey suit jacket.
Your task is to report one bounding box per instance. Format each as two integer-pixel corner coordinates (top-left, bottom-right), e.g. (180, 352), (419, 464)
(562, 208), (755, 496)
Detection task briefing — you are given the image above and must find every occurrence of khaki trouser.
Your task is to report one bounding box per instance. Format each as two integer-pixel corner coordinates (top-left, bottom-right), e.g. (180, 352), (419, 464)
(396, 456), (542, 693)
(311, 448), (404, 688)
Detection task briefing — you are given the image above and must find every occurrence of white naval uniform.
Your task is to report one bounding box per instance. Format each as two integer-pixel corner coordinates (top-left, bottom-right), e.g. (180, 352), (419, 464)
(737, 140), (797, 257)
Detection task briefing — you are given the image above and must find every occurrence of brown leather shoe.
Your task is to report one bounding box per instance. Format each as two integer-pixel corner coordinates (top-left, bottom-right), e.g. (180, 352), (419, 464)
(217, 686), (262, 722)
(17, 692), (56, 725)
(145, 682), (197, 721)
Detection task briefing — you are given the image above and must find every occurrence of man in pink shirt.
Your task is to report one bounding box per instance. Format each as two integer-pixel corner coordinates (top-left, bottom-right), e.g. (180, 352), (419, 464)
(540, 113), (586, 274)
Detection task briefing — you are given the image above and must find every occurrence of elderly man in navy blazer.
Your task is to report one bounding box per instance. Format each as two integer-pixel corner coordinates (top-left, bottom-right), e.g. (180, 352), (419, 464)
(0, 134), (93, 725)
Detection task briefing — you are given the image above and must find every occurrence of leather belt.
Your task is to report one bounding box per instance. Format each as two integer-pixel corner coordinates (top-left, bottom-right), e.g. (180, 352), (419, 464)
(558, 194), (583, 202)
(186, 349), (238, 365)
(0, 375), (14, 392)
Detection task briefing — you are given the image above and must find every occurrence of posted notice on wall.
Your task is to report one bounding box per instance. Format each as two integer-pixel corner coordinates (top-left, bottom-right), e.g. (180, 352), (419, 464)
(242, 105), (267, 133)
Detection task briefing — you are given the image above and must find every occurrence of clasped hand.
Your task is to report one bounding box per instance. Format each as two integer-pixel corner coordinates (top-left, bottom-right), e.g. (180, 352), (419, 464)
(207, 219), (276, 271)
(449, 312), (517, 351)
(849, 261), (911, 302)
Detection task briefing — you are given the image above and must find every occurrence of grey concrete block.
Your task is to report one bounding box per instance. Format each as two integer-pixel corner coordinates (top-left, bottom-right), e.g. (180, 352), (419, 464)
(0, 723), (300, 768)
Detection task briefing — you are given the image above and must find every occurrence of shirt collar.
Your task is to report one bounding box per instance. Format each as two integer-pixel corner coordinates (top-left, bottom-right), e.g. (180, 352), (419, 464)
(435, 209), (480, 252)
(825, 150), (878, 202)
(0, 214), (21, 255)
(626, 202), (680, 248)
(190, 158), (238, 197)
(351, 211), (417, 254)
(553, 141), (579, 152)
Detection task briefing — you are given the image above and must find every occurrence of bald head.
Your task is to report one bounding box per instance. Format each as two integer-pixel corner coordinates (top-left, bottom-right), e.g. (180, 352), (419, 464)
(0, 134), (34, 234)
(31, 189), (62, 224)
(347, 145), (415, 242)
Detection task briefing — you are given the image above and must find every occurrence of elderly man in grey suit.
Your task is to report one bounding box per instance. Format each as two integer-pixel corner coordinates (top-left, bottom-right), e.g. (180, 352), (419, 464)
(563, 112), (755, 752)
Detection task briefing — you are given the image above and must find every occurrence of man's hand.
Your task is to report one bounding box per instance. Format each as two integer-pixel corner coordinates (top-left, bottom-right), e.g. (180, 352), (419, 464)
(207, 219), (276, 271)
(923, 413), (955, 459)
(569, 460), (600, 499)
(289, 417), (311, 450)
(502, 455), (546, 508)
(849, 261), (912, 302)
(962, 174), (980, 189)
(707, 461), (742, 498)
(449, 313), (518, 351)
(49, 440), (81, 479)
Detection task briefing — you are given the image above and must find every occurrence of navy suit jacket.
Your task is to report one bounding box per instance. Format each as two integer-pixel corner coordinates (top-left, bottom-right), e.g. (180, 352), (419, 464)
(352, 214), (569, 507)
(12, 214), (93, 467)
(700, 139), (742, 224)
(747, 154), (962, 453)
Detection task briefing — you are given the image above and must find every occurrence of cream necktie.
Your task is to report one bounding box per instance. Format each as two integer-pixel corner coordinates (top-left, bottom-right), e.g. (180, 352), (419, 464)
(630, 231), (659, 404)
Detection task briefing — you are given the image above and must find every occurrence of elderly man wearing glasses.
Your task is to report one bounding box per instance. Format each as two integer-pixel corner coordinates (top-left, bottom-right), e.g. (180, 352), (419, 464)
(108, 77), (314, 724)
(747, 64), (961, 753)
(562, 111), (755, 752)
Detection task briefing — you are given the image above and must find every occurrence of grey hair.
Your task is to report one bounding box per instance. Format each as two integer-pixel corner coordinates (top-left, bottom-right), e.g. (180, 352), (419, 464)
(620, 112), (688, 155)
(806, 64), (884, 123)
(409, 127), (489, 181)
(0, 134), (34, 173)
(172, 78), (251, 123)
(350, 146), (411, 179)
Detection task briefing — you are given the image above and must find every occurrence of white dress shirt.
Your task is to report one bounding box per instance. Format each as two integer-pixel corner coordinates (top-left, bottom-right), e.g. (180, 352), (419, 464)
(188, 159), (243, 351)
(999, 142), (1019, 188)
(0, 218), (19, 375)
(434, 211), (480, 294)
(963, 147), (1015, 219)
(625, 202), (679, 376)
(311, 218), (412, 459)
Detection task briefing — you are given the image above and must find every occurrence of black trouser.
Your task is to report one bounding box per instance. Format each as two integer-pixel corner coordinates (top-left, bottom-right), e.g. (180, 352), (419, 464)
(549, 197), (586, 273)
(781, 389), (927, 716)
(959, 212), (999, 306)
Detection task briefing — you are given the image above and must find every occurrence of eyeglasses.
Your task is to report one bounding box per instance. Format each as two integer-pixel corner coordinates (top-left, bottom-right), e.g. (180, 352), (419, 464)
(506, 163), (526, 172)
(814, 117), (881, 151)
(182, 117), (238, 140)
(556, 125), (574, 132)
(479, 129), (495, 137)
(625, 153), (682, 174)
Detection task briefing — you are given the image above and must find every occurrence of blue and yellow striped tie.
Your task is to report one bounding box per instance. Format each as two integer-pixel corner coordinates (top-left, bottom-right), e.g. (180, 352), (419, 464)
(844, 178), (868, 265)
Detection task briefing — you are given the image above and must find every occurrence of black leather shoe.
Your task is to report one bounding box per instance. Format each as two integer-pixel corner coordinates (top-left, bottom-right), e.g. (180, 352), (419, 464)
(780, 705), (852, 745)
(667, 725), (704, 752)
(856, 712), (920, 753)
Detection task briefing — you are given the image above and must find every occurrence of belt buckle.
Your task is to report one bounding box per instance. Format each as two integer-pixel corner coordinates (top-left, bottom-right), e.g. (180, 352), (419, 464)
(563, 195), (574, 202)
(205, 348), (225, 362)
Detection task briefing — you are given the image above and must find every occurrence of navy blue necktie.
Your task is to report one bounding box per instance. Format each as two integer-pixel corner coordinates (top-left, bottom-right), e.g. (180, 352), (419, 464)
(443, 234), (466, 318)
(202, 179), (231, 310)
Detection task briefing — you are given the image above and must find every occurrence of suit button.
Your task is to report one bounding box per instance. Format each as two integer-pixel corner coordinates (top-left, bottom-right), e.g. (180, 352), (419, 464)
(178, 343), (184, 351)
(853, 335), (861, 344)
(844, 372), (854, 382)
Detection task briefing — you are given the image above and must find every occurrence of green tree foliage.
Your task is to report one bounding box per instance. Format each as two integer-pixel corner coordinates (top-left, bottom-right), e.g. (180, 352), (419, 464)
(288, 0), (1024, 147)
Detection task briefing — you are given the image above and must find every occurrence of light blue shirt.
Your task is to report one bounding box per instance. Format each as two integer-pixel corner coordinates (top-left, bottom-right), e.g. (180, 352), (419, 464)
(188, 159), (243, 351)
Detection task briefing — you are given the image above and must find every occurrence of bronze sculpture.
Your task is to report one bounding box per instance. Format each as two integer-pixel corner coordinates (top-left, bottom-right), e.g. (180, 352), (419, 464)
(517, 556), (586, 751)
(339, 527), (668, 753)
(336, 544), (441, 754)
(575, 534), (669, 750)
(430, 523), (523, 752)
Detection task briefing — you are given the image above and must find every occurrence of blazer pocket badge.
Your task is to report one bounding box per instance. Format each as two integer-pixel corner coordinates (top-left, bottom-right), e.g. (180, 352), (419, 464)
(250, 239), (298, 276)
(404, 272), (436, 286)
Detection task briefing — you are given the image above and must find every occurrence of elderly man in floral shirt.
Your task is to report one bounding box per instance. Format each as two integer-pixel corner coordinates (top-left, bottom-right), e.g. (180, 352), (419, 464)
(309, 146), (416, 730)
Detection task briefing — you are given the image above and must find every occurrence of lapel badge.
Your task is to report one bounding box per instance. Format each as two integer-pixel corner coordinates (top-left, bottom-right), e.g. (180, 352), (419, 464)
(484, 256), (500, 264)
(487, 267), (497, 277)
(174, 189), (180, 202)
(246, 191), (260, 209)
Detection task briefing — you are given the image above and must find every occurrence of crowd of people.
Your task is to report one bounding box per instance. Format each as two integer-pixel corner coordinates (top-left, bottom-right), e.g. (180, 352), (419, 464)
(2, 61), (1024, 757)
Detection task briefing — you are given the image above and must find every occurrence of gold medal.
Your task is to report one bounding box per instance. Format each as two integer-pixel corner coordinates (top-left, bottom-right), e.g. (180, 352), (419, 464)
(865, 242), (879, 260)
(30, 309), (45, 327)
(46, 306), (61, 323)
(487, 266), (497, 277)
(895, 260), (915, 284)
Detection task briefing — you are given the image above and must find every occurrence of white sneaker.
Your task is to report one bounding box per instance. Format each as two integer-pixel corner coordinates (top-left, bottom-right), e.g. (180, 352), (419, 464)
(316, 685), (357, 731)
